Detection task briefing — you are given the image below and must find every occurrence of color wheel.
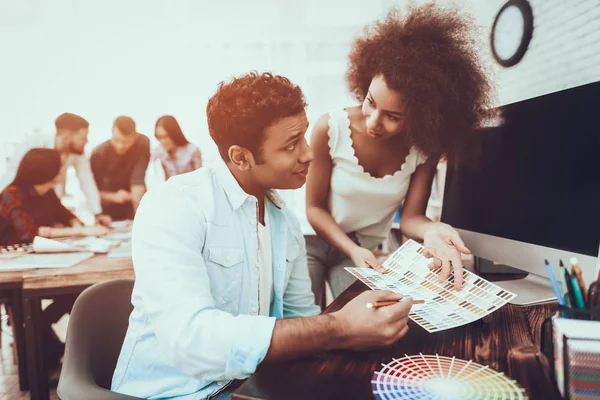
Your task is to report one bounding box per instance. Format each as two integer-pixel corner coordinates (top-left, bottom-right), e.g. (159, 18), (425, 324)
(372, 354), (528, 399)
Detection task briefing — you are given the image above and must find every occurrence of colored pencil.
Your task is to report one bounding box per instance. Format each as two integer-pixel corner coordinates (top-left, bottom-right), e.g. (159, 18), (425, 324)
(366, 299), (425, 308)
(544, 259), (564, 306)
(570, 257), (588, 303)
(559, 260), (570, 307)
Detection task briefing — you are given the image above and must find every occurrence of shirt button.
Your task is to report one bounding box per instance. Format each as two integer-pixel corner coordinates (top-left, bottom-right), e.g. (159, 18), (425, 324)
(225, 256), (230, 262)
(217, 381), (223, 386)
(251, 307), (257, 313)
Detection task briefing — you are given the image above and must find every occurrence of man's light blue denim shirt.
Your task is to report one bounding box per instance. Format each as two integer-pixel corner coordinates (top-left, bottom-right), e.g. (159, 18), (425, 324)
(111, 161), (320, 399)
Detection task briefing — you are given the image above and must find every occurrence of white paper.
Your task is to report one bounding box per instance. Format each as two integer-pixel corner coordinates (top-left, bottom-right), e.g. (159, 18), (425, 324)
(107, 243), (132, 258)
(109, 220), (133, 229)
(0, 252), (94, 270)
(32, 236), (111, 254)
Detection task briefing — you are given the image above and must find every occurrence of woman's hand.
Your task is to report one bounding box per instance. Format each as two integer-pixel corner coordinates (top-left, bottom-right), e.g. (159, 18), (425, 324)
(78, 225), (110, 237)
(423, 222), (471, 290)
(95, 214), (112, 226)
(349, 246), (387, 273)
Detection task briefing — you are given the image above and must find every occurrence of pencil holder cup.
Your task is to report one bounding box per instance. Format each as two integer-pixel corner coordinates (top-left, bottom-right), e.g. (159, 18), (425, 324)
(540, 304), (600, 396)
(557, 304), (600, 321)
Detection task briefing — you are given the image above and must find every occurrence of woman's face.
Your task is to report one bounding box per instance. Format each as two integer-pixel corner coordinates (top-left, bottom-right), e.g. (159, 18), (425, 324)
(361, 74), (407, 140)
(35, 177), (58, 195)
(155, 125), (176, 153)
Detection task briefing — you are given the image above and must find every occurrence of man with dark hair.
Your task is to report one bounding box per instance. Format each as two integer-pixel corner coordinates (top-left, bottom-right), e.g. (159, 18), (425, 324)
(90, 116), (150, 220)
(111, 72), (413, 400)
(0, 113), (109, 226)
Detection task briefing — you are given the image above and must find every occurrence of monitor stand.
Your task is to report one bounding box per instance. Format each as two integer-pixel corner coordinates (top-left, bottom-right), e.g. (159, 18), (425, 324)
(475, 257), (558, 306)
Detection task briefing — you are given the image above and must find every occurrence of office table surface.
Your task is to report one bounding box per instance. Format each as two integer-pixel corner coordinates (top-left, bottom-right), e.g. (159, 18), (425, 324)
(22, 254), (134, 291)
(232, 281), (561, 400)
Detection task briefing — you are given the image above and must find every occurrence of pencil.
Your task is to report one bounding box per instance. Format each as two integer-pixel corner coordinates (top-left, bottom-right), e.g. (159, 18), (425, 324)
(570, 277), (586, 309)
(570, 257), (588, 303)
(544, 259), (565, 306)
(558, 260), (570, 307)
(563, 267), (577, 307)
(366, 299), (425, 308)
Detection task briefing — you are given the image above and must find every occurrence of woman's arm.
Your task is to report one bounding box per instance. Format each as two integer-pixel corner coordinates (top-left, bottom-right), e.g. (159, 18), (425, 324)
(305, 114), (384, 271)
(1, 187), (40, 243)
(398, 157), (439, 239)
(400, 157), (470, 289)
(306, 114), (356, 254)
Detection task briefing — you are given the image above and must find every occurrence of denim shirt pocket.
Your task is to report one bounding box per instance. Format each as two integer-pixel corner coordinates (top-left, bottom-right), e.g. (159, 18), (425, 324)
(208, 246), (244, 268)
(206, 246), (244, 312)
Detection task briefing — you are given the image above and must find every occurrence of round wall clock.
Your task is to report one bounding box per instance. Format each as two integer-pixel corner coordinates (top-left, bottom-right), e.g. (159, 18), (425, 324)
(491, 0), (534, 68)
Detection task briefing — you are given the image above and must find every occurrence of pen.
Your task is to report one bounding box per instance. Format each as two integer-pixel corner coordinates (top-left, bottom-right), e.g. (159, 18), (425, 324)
(366, 299), (425, 308)
(570, 258), (588, 303)
(570, 277), (586, 309)
(563, 268), (577, 308)
(544, 259), (564, 306)
(589, 281), (600, 310)
(596, 264), (600, 281)
(559, 260), (570, 307)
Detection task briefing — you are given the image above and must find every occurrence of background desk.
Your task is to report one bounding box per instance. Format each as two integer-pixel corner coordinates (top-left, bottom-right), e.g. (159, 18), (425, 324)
(0, 255), (133, 400)
(233, 281), (561, 400)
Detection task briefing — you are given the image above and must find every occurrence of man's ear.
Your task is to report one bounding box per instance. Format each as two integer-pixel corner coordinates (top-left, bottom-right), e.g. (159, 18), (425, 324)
(228, 145), (252, 171)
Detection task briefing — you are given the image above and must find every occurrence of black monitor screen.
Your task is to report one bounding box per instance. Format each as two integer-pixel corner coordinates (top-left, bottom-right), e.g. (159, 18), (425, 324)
(442, 81), (600, 257)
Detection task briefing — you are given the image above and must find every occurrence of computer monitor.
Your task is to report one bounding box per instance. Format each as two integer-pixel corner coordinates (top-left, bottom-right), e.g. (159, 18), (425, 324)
(441, 81), (600, 305)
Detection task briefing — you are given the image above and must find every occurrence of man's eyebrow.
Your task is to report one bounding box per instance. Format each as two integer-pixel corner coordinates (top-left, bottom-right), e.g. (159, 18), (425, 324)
(284, 131), (304, 144)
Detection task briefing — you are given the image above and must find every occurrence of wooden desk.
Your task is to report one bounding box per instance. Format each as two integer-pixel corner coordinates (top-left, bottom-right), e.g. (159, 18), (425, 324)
(0, 269), (31, 391)
(0, 254), (134, 400)
(232, 281), (561, 400)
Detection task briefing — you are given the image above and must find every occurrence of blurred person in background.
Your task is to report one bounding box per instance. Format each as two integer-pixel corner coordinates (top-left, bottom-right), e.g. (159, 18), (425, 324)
(0, 148), (108, 368)
(153, 115), (202, 179)
(0, 148), (108, 245)
(0, 113), (111, 225)
(91, 116), (150, 221)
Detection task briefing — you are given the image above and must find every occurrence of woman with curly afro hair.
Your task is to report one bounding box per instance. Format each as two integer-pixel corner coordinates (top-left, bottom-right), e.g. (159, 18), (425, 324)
(305, 4), (492, 308)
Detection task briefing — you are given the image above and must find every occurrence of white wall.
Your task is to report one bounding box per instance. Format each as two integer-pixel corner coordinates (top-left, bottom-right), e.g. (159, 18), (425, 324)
(1, 0), (598, 218)
(488, 0), (600, 105)
(0, 0), (394, 169)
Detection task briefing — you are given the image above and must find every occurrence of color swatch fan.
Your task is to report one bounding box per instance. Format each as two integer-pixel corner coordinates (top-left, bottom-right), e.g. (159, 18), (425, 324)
(372, 354), (528, 399)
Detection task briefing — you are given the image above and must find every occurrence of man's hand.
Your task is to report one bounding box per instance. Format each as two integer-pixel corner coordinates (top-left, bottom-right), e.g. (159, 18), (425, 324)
(423, 222), (471, 290)
(331, 290), (413, 350)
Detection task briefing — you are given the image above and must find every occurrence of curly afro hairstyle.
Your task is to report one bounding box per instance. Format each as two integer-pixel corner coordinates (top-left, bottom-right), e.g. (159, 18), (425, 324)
(207, 71), (307, 162)
(346, 5), (492, 160)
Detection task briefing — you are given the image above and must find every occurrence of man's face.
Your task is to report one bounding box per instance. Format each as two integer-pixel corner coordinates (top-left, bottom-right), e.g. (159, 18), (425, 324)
(249, 111), (313, 190)
(69, 128), (89, 155)
(111, 127), (137, 155)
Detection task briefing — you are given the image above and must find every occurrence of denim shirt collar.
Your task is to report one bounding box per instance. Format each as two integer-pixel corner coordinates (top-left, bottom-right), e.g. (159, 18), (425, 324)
(215, 160), (284, 210)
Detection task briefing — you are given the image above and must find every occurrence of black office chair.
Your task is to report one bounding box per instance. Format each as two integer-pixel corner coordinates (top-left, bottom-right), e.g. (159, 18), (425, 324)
(57, 279), (144, 400)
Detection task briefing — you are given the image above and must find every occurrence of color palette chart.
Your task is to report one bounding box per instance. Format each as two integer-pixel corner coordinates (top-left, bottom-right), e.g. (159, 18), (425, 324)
(372, 354), (528, 399)
(345, 239), (516, 332)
